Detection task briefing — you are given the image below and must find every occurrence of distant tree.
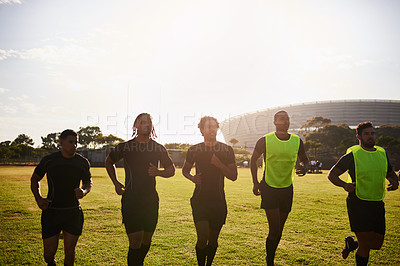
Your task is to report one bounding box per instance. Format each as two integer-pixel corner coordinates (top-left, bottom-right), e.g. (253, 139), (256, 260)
(232, 147), (251, 155)
(0, 147), (13, 162)
(7, 144), (35, 159)
(164, 143), (191, 150)
(301, 116), (332, 134)
(376, 136), (400, 148)
(165, 143), (183, 149)
(77, 126), (102, 148)
(304, 140), (322, 159)
(305, 123), (355, 155)
(0, 141), (11, 147)
(229, 138), (239, 147)
(97, 134), (124, 147)
(375, 125), (400, 140)
(41, 132), (60, 150)
(243, 141), (248, 150)
(12, 134), (34, 146)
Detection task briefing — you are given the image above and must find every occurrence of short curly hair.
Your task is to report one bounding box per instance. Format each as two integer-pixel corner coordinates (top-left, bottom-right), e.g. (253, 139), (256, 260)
(60, 129), (77, 140)
(198, 116), (219, 129)
(356, 121), (374, 136)
(273, 110), (288, 121)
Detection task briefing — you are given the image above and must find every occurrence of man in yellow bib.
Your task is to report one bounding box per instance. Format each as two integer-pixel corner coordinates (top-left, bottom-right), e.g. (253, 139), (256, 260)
(328, 121), (398, 265)
(250, 110), (308, 265)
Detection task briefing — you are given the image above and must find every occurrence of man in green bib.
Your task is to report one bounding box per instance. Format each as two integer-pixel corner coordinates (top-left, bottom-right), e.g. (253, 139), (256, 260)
(328, 121), (398, 266)
(250, 110), (308, 265)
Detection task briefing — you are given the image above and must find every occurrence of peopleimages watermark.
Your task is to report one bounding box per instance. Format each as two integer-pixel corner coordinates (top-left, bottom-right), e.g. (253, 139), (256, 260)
(81, 112), (279, 140)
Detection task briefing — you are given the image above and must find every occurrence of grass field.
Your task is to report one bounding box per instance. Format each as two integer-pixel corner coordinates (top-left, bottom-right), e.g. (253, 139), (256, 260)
(1, 166), (399, 265)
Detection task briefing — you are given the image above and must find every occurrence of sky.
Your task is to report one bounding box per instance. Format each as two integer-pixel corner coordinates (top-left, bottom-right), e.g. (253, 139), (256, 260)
(1, 0), (399, 146)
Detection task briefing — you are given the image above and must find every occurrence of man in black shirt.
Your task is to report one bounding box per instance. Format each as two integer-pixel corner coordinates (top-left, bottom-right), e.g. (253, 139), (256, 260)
(105, 113), (175, 266)
(328, 122), (398, 265)
(31, 129), (92, 266)
(182, 116), (237, 266)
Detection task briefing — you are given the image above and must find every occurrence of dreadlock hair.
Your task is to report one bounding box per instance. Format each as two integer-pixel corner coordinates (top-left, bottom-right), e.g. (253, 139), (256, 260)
(198, 116), (220, 130)
(356, 121), (374, 136)
(132, 113), (157, 139)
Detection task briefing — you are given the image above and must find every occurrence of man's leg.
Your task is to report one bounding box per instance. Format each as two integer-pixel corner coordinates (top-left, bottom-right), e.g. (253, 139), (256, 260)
(206, 228), (222, 266)
(195, 221), (209, 266)
(265, 209), (289, 266)
(43, 234), (60, 265)
(127, 231), (144, 266)
(63, 231), (79, 266)
(140, 231), (154, 264)
(354, 231), (384, 265)
(354, 232), (372, 265)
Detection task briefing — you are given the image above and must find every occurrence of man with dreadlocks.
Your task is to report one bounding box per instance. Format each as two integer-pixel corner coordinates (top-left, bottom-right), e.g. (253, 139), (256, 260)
(105, 113), (175, 266)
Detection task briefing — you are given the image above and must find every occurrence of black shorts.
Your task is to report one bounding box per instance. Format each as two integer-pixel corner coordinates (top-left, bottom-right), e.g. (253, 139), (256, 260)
(41, 207), (84, 239)
(260, 181), (293, 213)
(190, 198), (227, 231)
(122, 195), (159, 234)
(347, 194), (385, 235)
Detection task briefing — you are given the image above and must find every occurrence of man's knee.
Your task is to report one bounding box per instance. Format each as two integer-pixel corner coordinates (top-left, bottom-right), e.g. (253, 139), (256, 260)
(371, 238), (384, 250)
(128, 232), (144, 249)
(196, 234), (208, 247)
(267, 229), (282, 240)
(141, 232), (153, 246)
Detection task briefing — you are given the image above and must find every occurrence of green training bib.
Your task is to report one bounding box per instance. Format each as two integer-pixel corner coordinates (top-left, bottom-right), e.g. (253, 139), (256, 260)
(264, 132), (300, 188)
(346, 145), (387, 201)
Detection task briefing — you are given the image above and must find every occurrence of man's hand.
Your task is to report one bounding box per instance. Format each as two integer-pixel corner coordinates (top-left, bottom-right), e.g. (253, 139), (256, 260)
(296, 165), (307, 176)
(343, 182), (356, 193)
(210, 154), (223, 169)
(387, 178), (399, 191)
(36, 197), (52, 210)
(191, 173), (202, 184)
(253, 182), (261, 196)
(148, 163), (160, 177)
(74, 188), (85, 199)
(114, 181), (126, 195)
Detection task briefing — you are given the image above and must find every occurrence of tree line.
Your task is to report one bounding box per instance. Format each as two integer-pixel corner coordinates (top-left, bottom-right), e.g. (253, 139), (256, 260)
(1, 118), (399, 168)
(0, 126), (124, 163)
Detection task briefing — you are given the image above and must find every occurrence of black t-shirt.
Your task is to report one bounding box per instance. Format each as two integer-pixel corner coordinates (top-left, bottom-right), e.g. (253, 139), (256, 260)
(333, 151), (392, 183)
(109, 139), (173, 202)
(34, 151), (91, 209)
(254, 134), (305, 183)
(185, 142), (235, 202)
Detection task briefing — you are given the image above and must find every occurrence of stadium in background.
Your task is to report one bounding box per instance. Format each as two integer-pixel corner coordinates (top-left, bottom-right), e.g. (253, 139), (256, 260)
(220, 99), (400, 150)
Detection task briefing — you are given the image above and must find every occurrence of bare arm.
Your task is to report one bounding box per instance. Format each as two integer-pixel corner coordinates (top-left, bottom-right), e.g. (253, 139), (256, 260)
(386, 170), (399, 191)
(148, 163), (175, 178)
(182, 161), (202, 184)
(250, 149), (262, 196)
(210, 154), (237, 181)
(30, 172), (51, 210)
(296, 141), (309, 176)
(327, 166), (355, 193)
(75, 179), (93, 199)
(105, 155), (125, 195)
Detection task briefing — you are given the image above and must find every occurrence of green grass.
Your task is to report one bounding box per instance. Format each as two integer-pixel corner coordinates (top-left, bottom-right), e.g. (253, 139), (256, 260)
(1, 166), (399, 265)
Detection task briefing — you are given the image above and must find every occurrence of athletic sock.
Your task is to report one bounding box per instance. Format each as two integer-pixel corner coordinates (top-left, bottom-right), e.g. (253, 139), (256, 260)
(205, 245), (218, 266)
(355, 253), (369, 266)
(128, 247), (142, 266)
(46, 259), (56, 266)
(140, 244), (151, 264)
(266, 237), (280, 266)
(195, 245), (207, 266)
